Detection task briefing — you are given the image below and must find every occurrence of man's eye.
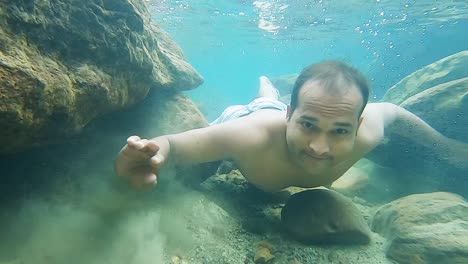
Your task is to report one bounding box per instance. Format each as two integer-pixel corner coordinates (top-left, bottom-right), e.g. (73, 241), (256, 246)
(301, 121), (314, 129)
(336, 128), (349, 135)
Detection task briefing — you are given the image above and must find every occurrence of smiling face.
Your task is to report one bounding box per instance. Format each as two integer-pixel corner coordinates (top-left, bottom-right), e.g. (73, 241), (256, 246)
(285, 80), (364, 175)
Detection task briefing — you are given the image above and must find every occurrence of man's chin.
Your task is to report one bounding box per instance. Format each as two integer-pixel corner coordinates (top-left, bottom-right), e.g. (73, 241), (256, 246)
(301, 159), (331, 175)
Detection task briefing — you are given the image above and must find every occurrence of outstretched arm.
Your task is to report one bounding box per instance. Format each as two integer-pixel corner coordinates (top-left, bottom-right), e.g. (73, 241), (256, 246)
(380, 103), (449, 148)
(115, 115), (268, 189)
(377, 102), (468, 168)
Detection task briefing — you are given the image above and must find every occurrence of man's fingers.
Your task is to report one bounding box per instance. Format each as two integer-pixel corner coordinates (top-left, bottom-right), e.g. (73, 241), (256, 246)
(127, 135), (141, 145)
(141, 140), (160, 155)
(149, 154), (165, 168)
(143, 173), (157, 185)
(127, 136), (159, 155)
(129, 138), (149, 151)
(127, 136), (144, 149)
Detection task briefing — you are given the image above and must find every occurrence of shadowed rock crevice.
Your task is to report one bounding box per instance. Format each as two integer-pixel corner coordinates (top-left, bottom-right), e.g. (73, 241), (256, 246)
(0, 0), (203, 153)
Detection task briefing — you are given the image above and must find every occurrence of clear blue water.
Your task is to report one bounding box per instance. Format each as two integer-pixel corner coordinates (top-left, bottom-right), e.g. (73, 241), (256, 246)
(0, 2), (466, 263)
(148, 0), (467, 120)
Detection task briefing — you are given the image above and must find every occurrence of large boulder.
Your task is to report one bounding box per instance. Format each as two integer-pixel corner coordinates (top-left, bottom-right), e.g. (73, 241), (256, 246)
(400, 77), (468, 141)
(382, 51), (468, 105)
(281, 189), (371, 245)
(0, 0), (203, 154)
(371, 192), (468, 264)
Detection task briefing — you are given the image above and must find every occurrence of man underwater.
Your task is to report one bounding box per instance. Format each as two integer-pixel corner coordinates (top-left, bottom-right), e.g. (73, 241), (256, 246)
(115, 60), (467, 192)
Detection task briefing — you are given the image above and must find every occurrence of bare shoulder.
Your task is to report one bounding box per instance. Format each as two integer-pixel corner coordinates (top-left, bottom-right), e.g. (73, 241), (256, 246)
(355, 103), (388, 151)
(165, 110), (281, 164)
(208, 110), (285, 154)
(233, 109), (287, 143)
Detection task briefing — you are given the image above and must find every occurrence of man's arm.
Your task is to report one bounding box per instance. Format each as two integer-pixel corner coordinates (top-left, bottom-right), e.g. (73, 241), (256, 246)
(165, 117), (262, 164)
(115, 115), (268, 189)
(372, 102), (468, 168)
(377, 102), (451, 150)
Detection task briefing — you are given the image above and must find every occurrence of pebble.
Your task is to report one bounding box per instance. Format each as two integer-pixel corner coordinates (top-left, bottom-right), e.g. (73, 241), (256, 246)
(254, 247), (274, 263)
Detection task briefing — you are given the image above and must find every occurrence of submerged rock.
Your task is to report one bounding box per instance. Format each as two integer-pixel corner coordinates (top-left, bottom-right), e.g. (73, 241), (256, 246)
(281, 189), (371, 245)
(381, 51), (468, 141)
(0, 0), (203, 153)
(400, 77), (468, 142)
(331, 164), (370, 195)
(371, 192), (468, 264)
(254, 246), (274, 264)
(382, 50), (468, 105)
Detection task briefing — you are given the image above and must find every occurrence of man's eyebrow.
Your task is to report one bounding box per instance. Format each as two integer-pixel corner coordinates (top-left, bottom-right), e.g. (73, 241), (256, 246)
(300, 116), (353, 127)
(300, 116), (318, 122)
(334, 122), (353, 127)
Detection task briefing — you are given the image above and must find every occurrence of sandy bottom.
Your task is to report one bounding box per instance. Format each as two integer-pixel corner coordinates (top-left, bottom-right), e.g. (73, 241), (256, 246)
(0, 166), (397, 264)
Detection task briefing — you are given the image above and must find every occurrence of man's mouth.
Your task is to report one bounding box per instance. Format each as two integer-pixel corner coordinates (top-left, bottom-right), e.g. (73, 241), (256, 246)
(304, 152), (330, 160)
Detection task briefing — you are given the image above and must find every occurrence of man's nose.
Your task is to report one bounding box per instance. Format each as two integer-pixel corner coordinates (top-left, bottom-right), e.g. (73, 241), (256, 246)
(309, 134), (330, 156)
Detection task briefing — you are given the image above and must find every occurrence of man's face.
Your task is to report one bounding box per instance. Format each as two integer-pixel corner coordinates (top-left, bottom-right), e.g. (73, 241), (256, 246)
(285, 80), (364, 175)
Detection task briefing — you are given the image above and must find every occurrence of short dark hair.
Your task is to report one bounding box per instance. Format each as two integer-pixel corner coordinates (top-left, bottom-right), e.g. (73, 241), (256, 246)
(290, 60), (370, 116)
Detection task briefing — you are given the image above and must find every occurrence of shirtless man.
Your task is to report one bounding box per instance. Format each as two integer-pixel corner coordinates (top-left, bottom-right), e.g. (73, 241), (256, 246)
(115, 60), (467, 192)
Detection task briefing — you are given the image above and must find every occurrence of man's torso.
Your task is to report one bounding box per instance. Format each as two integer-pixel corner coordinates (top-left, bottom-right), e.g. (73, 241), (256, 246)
(230, 105), (384, 192)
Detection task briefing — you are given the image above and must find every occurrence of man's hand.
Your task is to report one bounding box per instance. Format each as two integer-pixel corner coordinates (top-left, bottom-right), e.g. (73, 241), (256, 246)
(115, 135), (168, 191)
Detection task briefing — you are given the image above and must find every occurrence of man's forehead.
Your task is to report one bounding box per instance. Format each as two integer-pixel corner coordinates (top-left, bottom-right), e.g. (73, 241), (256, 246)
(300, 79), (358, 95)
(298, 80), (363, 110)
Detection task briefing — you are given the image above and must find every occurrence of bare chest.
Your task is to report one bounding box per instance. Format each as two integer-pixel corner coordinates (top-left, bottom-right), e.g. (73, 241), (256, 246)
(234, 150), (341, 192)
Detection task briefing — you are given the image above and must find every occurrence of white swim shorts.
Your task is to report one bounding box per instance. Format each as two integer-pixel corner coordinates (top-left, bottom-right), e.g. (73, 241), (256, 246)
(210, 97), (288, 125)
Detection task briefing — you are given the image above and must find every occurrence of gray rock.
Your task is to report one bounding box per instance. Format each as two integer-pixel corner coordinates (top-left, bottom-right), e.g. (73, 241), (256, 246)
(371, 192), (468, 264)
(400, 77), (468, 142)
(281, 189), (371, 245)
(382, 50), (468, 105)
(0, 0), (203, 153)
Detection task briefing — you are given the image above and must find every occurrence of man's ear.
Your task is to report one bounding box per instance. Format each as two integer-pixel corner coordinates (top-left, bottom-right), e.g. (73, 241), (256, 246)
(286, 105), (292, 120)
